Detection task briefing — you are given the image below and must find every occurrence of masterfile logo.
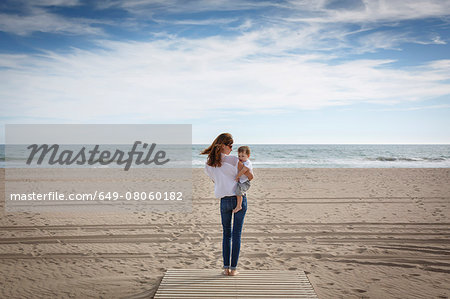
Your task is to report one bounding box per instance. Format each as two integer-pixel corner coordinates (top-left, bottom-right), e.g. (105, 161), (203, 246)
(4, 124), (193, 213)
(26, 141), (170, 170)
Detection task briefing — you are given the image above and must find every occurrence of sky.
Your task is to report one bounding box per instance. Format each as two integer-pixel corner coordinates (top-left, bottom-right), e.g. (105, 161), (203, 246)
(0, 0), (450, 144)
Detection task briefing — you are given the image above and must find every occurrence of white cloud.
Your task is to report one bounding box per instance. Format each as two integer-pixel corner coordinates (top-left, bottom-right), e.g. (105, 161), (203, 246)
(354, 29), (448, 52)
(284, 0), (450, 24)
(153, 17), (239, 26)
(32, 0), (81, 6)
(431, 35), (446, 45)
(0, 8), (105, 36)
(414, 35), (447, 45)
(0, 0), (448, 57)
(374, 104), (450, 111)
(1, 34), (449, 123)
(97, 0), (282, 14)
(353, 30), (405, 52)
(0, 0), (449, 124)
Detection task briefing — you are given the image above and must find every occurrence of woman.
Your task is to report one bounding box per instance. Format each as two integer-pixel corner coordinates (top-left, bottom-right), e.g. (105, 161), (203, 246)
(201, 133), (253, 276)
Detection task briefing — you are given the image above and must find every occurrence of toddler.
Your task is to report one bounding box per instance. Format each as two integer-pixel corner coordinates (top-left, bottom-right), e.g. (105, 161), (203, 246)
(233, 146), (253, 214)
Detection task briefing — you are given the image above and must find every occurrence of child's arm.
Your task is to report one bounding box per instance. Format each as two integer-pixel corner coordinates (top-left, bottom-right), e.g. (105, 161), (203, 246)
(245, 169), (254, 181)
(235, 165), (249, 181)
(237, 162), (254, 181)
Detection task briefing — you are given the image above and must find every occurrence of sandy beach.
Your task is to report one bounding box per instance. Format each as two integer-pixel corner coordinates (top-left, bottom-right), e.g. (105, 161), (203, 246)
(0, 168), (449, 298)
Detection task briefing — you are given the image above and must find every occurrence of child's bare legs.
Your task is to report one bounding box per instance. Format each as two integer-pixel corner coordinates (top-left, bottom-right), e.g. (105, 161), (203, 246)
(232, 196), (242, 213)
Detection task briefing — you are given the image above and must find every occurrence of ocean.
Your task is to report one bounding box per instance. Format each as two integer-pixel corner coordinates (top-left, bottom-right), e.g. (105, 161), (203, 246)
(193, 144), (450, 168)
(1, 144), (449, 168)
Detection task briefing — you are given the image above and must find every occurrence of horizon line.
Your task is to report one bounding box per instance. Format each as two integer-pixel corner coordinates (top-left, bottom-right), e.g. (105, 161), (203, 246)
(193, 143), (450, 145)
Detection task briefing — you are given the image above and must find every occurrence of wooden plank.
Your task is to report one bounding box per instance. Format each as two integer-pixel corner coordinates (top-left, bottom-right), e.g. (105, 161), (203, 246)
(155, 296), (316, 299)
(154, 269), (319, 299)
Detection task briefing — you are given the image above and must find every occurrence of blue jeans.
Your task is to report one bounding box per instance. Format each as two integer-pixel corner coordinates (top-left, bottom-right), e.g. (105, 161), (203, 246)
(220, 195), (247, 270)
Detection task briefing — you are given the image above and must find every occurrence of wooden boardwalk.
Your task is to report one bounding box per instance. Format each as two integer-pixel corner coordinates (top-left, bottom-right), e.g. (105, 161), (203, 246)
(154, 268), (318, 298)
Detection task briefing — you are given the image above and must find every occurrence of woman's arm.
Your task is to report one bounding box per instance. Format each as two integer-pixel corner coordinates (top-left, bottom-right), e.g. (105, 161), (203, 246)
(238, 161), (254, 181)
(204, 165), (215, 183)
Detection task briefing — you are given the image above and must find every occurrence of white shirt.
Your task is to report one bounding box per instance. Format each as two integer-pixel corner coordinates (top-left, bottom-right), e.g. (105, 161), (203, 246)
(239, 159), (253, 183)
(205, 153), (239, 199)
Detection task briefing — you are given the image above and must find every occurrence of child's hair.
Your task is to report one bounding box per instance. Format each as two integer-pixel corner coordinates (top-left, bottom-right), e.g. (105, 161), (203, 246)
(200, 133), (233, 167)
(238, 146), (250, 156)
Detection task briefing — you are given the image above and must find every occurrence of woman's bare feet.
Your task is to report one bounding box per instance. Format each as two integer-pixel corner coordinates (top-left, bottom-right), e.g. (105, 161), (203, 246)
(229, 269), (239, 276)
(222, 269), (230, 276)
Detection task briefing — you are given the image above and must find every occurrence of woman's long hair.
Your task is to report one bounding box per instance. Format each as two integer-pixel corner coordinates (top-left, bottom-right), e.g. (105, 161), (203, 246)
(200, 133), (233, 167)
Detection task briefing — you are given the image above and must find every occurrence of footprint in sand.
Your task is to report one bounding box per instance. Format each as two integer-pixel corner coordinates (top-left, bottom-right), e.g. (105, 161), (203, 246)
(356, 247), (367, 253)
(312, 253), (322, 259)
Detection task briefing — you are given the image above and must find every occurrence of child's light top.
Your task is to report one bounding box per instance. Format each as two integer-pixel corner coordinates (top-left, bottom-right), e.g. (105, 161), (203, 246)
(239, 159), (253, 183)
